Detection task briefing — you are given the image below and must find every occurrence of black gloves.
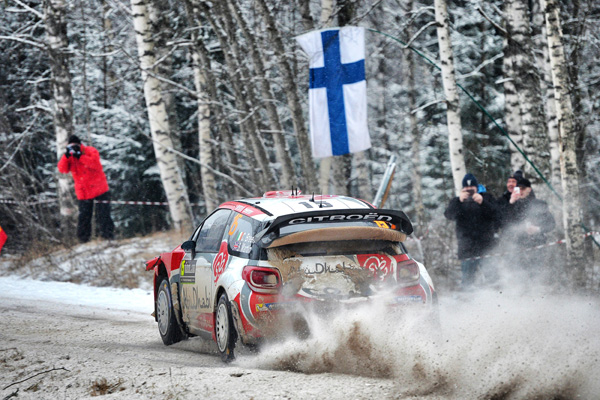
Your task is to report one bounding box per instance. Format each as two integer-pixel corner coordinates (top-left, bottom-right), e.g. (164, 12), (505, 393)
(66, 144), (82, 159)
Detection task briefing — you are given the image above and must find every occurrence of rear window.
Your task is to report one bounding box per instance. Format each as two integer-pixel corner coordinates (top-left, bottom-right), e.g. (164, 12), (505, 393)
(267, 240), (405, 259)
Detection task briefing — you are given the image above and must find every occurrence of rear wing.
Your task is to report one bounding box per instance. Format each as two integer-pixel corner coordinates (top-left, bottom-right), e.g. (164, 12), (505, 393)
(254, 208), (413, 247)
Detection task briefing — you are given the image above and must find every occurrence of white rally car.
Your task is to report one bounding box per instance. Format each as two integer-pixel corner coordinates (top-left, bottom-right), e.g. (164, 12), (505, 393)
(146, 191), (436, 361)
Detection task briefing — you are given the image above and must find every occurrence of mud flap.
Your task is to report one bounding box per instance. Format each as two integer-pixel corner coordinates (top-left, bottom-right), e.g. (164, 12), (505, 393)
(230, 300), (251, 345)
(170, 282), (188, 336)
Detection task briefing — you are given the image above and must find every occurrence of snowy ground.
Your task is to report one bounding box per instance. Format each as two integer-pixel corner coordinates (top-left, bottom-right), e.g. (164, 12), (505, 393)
(1, 236), (600, 399)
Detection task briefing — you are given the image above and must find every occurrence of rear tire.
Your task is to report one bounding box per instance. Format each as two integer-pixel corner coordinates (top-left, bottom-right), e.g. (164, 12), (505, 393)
(215, 293), (237, 362)
(156, 278), (185, 345)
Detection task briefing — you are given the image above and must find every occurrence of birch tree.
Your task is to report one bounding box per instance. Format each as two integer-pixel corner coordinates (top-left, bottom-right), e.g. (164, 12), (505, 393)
(130, 0), (193, 233)
(502, 35), (524, 173)
(531, 1), (561, 191)
(255, 0), (319, 192)
(181, 1), (219, 211)
(199, 1), (276, 191)
(227, 0), (296, 188)
(434, 0), (466, 194)
(406, 0), (424, 234)
(542, 0), (586, 287)
(44, 0), (77, 231)
(504, 0), (549, 190)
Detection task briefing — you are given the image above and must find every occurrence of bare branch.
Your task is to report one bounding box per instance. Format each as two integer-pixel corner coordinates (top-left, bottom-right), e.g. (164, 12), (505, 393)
(404, 21), (437, 49)
(0, 35), (46, 49)
(3, 367), (69, 390)
(476, 6), (507, 36)
(457, 52), (504, 80)
(10, 0), (44, 19)
(411, 99), (444, 114)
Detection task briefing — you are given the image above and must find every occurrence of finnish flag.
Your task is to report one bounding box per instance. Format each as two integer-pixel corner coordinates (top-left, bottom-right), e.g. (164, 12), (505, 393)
(296, 26), (371, 158)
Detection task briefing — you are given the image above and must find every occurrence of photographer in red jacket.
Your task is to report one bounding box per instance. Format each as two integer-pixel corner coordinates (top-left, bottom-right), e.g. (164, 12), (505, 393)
(57, 135), (114, 243)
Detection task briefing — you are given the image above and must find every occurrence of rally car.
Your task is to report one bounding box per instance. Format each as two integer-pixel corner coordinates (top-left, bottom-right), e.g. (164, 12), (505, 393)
(146, 190), (436, 361)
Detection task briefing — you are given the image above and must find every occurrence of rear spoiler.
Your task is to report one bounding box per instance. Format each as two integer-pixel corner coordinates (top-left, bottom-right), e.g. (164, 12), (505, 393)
(254, 208), (413, 247)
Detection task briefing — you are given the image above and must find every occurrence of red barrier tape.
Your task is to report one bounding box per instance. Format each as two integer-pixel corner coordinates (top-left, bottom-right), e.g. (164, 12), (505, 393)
(0, 199), (203, 206)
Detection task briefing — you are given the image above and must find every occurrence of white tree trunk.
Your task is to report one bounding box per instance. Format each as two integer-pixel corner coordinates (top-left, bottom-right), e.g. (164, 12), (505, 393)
(542, 0), (585, 287)
(131, 0), (193, 233)
(532, 0), (561, 192)
(505, 0), (549, 191)
(190, 47), (218, 211)
(44, 0), (77, 227)
(434, 0), (466, 194)
(255, 0), (318, 192)
(227, 0), (296, 189)
(201, 2), (276, 191)
(502, 36), (525, 173)
(406, 3), (424, 233)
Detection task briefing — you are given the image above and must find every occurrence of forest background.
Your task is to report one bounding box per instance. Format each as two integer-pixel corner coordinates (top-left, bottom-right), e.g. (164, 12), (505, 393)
(1, 0), (599, 291)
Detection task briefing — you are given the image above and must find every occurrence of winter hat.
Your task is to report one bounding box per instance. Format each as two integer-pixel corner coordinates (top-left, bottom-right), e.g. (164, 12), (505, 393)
(517, 177), (531, 188)
(511, 170), (524, 180)
(68, 135), (81, 144)
(462, 173), (478, 188)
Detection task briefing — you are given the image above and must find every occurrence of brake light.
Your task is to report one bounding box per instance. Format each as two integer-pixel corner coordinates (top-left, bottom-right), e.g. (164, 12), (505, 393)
(242, 266), (282, 293)
(396, 259), (420, 287)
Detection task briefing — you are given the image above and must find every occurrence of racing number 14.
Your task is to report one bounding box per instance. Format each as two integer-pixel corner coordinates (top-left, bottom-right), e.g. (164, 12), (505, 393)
(299, 201), (333, 209)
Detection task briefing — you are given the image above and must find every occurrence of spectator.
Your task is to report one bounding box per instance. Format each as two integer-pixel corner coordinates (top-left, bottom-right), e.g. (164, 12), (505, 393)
(57, 135), (114, 243)
(496, 170), (523, 229)
(504, 177), (555, 249)
(444, 173), (500, 288)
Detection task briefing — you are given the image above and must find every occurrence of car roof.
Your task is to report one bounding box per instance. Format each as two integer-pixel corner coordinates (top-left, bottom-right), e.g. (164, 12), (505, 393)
(219, 192), (374, 219)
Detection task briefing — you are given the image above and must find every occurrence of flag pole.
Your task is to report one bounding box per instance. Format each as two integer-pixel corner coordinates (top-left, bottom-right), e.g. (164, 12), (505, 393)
(372, 155), (396, 208)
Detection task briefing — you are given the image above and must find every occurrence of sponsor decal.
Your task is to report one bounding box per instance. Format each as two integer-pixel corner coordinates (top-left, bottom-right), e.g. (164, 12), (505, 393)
(303, 261), (359, 275)
(213, 241), (229, 283)
(182, 285), (211, 310)
(394, 295), (423, 304)
(288, 212), (393, 224)
(357, 254), (393, 278)
(256, 302), (286, 312)
(180, 259), (197, 284)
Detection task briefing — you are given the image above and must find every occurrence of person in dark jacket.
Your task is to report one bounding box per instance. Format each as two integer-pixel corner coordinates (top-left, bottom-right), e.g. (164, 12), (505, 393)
(57, 135), (114, 243)
(496, 170), (523, 230)
(503, 177), (555, 248)
(444, 173), (500, 288)
(500, 177), (555, 277)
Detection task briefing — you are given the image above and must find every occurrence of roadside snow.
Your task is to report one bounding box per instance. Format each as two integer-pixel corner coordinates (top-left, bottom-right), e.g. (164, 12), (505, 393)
(0, 276), (153, 315)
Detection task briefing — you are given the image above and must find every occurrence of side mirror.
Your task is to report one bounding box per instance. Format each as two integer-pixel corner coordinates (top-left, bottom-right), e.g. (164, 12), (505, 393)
(181, 240), (195, 258)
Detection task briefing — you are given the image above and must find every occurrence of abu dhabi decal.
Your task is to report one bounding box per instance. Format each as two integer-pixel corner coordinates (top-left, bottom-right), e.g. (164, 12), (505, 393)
(182, 285), (211, 310)
(302, 261), (360, 275)
(213, 241), (229, 283)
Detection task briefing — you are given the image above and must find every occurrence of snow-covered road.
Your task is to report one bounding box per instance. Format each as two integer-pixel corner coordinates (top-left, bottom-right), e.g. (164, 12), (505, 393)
(1, 276), (599, 399)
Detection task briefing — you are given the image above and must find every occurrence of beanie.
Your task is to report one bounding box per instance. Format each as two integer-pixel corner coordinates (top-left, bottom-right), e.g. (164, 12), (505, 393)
(511, 170), (523, 180)
(517, 177), (531, 188)
(68, 135), (81, 144)
(462, 173), (478, 188)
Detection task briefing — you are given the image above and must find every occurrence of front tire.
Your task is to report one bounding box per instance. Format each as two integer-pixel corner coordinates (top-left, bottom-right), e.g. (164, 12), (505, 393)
(156, 278), (185, 345)
(215, 293), (237, 362)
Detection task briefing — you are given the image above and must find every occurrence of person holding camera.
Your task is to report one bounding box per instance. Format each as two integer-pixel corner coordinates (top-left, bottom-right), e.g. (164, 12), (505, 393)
(444, 173), (500, 288)
(496, 170), (523, 230)
(504, 177), (555, 248)
(57, 135), (114, 243)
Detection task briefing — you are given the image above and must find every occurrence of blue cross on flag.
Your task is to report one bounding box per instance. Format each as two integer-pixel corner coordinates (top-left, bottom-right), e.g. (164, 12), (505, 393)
(296, 26), (371, 158)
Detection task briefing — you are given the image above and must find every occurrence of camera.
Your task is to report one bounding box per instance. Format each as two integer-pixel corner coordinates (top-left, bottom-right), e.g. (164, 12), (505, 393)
(466, 189), (475, 196)
(514, 187), (520, 194)
(67, 144), (82, 158)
